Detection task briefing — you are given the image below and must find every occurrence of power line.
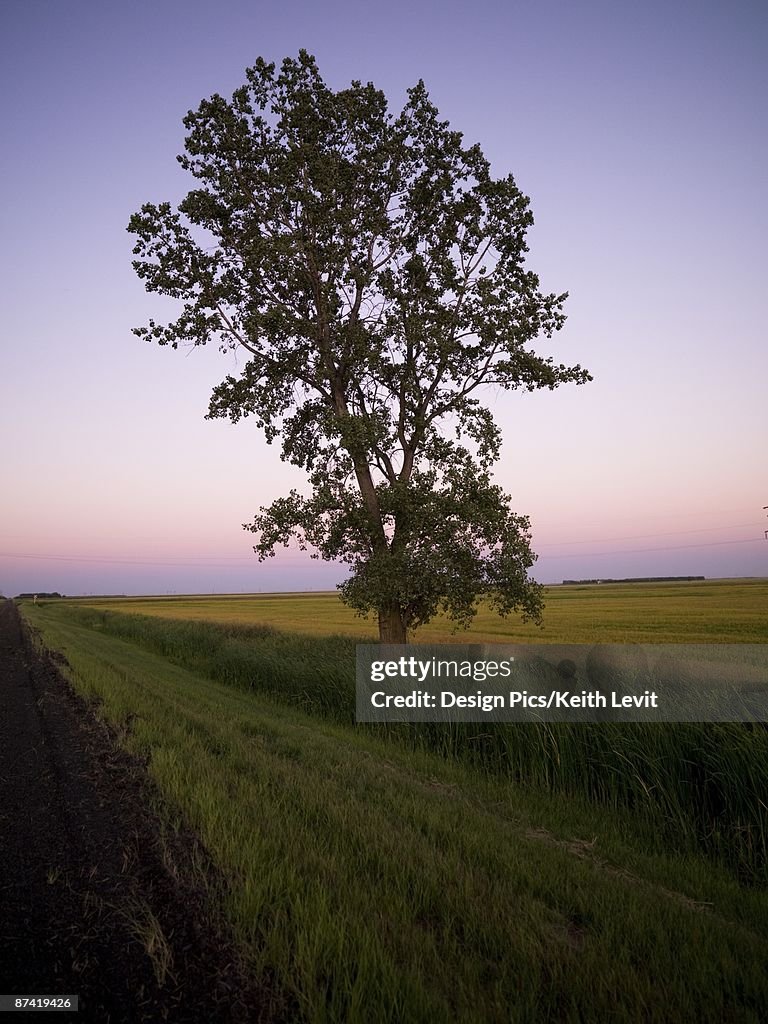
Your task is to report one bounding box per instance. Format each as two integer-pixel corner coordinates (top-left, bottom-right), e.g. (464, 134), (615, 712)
(536, 538), (763, 560)
(0, 533), (765, 569)
(0, 552), (260, 568)
(533, 523), (763, 547)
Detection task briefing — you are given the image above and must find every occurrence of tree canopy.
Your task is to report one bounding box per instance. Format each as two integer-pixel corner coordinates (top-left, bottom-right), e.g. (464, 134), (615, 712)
(128, 51), (591, 642)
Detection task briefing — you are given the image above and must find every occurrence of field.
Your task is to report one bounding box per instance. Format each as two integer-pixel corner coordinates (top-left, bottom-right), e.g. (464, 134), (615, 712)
(69, 577), (768, 643)
(19, 579), (768, 1021)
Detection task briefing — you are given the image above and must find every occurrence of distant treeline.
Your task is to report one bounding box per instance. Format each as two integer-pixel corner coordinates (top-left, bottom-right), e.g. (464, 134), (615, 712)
(562, 576), (705, 585)
(17, 592), (65, 599)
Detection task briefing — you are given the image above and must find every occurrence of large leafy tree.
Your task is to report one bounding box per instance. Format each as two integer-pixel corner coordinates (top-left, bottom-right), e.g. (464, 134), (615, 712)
(128, 51), (591, 642)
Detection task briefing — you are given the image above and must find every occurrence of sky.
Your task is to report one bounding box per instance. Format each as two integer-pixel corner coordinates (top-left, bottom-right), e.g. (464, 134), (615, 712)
(1, 0), (766, 597)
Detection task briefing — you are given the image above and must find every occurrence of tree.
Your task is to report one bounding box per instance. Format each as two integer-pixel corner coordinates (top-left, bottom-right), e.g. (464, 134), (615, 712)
(128, 51), (591, 643)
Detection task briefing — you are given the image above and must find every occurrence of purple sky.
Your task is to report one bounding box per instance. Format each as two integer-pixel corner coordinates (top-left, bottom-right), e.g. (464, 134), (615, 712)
(1, 0), (766, 597)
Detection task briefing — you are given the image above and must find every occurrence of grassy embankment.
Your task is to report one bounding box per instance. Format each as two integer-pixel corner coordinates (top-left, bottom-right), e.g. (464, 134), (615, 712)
(38, 581), (768, 882)
(19, 582), (768, 1021)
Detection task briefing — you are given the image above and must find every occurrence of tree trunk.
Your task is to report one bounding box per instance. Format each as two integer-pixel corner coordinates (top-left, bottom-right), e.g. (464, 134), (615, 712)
(378, 603), (407, 644)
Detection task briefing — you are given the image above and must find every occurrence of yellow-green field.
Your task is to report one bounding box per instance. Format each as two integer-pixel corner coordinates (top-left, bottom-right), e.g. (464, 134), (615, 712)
(71, 577), (768, 644)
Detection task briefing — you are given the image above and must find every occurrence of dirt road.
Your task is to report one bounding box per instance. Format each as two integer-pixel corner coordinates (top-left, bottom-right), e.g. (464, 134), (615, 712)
(0, 599), (262, 1022)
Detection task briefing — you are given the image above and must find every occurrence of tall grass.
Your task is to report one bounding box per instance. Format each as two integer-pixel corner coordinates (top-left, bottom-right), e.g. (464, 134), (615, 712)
(46, 602), (768, 882)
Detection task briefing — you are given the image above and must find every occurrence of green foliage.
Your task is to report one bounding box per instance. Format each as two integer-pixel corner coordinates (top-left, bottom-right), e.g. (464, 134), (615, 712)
(128, 51), (591, 639)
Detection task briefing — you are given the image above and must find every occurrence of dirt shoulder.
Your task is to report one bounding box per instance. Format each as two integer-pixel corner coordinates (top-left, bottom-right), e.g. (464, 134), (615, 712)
(0, 599), (265, 1023)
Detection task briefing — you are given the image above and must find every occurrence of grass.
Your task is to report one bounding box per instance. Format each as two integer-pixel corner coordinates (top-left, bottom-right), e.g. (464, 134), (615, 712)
(29, 594), (768, 883)
(20, 600), (768, 1022)
(121, 898), (174, 986)
(70, 577), (768, 643)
